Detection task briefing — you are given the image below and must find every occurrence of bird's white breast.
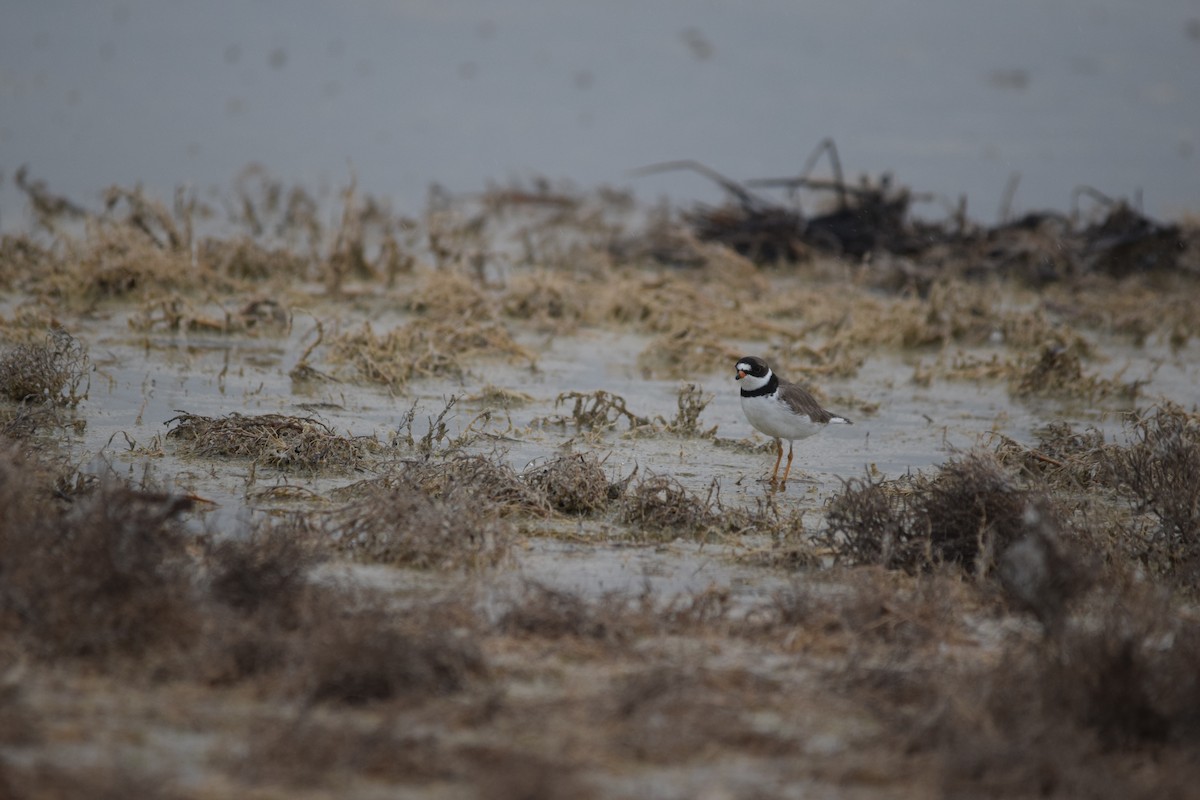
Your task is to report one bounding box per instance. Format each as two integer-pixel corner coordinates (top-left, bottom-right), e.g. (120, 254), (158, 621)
(741, 393), (823, 441)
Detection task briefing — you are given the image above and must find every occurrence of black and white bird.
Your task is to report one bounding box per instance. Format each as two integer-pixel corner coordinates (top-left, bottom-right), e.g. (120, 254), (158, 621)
(735, 355), (852, 486)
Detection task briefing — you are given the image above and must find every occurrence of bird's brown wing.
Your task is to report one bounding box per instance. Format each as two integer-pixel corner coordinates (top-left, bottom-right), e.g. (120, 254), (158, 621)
(777, 380), (840, 423)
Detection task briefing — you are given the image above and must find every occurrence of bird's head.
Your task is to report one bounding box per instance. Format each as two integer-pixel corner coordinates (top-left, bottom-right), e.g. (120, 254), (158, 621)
(735, 356), (769, 381)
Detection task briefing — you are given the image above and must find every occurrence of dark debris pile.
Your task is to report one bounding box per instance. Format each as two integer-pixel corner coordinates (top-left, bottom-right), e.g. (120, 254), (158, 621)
(633, 139), (1196, 289)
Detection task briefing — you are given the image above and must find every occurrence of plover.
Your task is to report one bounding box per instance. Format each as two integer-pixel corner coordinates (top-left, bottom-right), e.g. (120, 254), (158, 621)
(735, 355), (852, 486)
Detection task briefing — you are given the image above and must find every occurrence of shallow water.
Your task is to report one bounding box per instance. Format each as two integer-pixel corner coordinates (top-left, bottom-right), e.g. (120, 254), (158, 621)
(55, 294), (1200, 603)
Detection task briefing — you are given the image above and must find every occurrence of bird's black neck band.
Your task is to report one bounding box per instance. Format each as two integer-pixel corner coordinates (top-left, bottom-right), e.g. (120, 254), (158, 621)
(740, 373), (777, 398)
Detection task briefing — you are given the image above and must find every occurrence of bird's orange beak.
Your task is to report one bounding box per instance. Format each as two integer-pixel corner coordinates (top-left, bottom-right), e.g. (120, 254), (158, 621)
(736, 369), (746, 380)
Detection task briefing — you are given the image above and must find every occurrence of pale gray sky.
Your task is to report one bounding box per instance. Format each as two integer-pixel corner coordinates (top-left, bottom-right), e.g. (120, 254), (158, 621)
(2, 0), (1197, 227)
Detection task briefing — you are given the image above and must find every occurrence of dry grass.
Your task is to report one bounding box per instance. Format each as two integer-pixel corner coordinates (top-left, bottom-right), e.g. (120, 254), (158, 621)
(497, 582), (634, 643)
(913, 344), (1142, 402)
(725, 495), (819, 568)
(915, 583), (1200, 798)
(0, 233), (60, 291)
(1109, 404), (1200, 587)
(768, 568), (975, 653)
(501, 269), (590, 333)
(535, 389), (654, 432)
(0, 437), (490, 717)
(663, 382), (718, 437)
(1011, 342), (1142, 401)
(463, 383), (536, 409)
(0, 447), (198, 662)
(0, 328), (89, 407)
(203, 514), (325, 619)
(404, 269), (492, 317)
(0, 762), (188, 800)
(820, 452), (1094, 629)
(128, 293), (289, 335)
(616, 473), (720, 539)
(822, 402), (1200, 628)
(235, 715), (592, 798)
(635, 327), (736, 379)
(990, 422), (1115, 491)
(1043, 275), (1200, 349)
(6, 436), (1200, 798)
(165, 411), (380, 473)
(991, 405), (1200, 591)
(197, 234), (314, 283)
(522, 451), (612, 515)
(327, 472), (512, 569)
(286, 594), (486, 706)
(403, 453), (551, 515)
(235, 715), (454, 788)
(329, 318), (535, 391)
(3, 169), (424, 307)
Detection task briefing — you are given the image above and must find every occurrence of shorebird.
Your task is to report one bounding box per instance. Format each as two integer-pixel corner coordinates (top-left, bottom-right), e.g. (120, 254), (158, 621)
(735, 355), (851, 486)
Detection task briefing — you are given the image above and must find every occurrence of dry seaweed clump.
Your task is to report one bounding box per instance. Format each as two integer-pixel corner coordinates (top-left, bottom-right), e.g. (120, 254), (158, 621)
(328, 474), (510, 569)
(905, 453), (1039, 570)
(522, 452), (611, 515)
(165, 411), (380, 472)
(616, 473), (719, 539)
(646, 145), (1197, 291)
(0, 328), (89, 406)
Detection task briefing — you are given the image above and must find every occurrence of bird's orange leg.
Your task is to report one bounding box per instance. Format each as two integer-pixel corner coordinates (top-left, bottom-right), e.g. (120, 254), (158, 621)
(769, 439), (783, 483)
(780, 442), (795, 486)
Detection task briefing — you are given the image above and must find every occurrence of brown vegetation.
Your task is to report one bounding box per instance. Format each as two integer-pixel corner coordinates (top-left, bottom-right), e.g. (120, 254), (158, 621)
(165, 411), (381, 473)
(327, 471), (512, 569)
(0, 328), (89, 406)
(523, 451), (612, 515)
(3, 167), (1200, 798)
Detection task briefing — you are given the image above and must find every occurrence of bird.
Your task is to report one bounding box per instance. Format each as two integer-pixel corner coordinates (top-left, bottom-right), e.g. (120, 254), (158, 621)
(734, 355), (852, 486)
